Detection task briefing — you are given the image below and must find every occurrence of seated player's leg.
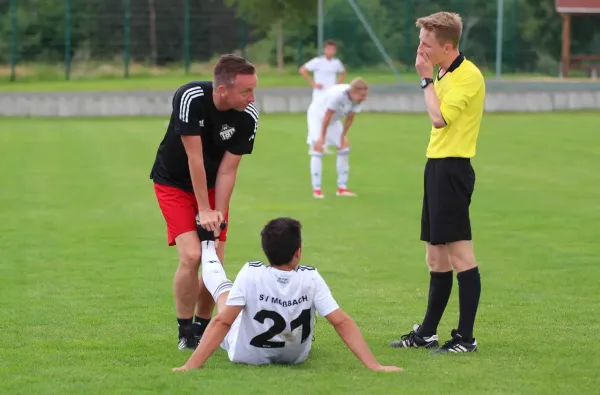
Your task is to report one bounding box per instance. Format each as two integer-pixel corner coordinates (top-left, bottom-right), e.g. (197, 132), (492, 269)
(307, 113), (325, 198)
(326, 121), (356, 197)
(196, 223), (233, 312)
(194, 188), (230, 338)
(195, 223), (241, 356)
(430, 158), (479, 354)
(153, 183), (204, 351)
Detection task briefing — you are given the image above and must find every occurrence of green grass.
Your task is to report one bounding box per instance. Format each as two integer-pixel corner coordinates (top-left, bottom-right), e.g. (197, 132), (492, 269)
(1, 112), (599, 394)
(0, 62), (580, 92)
(0, 66), (406, 92)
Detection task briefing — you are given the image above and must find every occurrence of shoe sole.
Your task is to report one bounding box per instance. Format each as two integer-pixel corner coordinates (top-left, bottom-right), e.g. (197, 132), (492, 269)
(389, 341), (439, 349)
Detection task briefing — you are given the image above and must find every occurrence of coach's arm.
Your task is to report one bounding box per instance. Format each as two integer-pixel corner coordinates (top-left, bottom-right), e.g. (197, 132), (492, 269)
(214, 152), (242, 225)
(173, 304), (244, 371)
(182, 136), (223, 230)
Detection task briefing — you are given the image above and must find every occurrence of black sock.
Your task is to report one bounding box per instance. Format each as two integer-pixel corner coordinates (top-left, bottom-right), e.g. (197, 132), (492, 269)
(194, 316), (211, 336)
(457, 267), (481, 342)
(418, 271), (453, 337)
(177, 317), (193, 337)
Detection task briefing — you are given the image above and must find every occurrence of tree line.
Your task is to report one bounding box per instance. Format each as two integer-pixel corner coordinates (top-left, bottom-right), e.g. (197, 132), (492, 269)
(0, 0), (598, 73)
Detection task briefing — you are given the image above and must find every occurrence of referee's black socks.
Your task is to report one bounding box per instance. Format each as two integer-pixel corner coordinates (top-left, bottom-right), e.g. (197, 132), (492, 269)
(457, 266), (481, 342)
(418, 270), (453, 337)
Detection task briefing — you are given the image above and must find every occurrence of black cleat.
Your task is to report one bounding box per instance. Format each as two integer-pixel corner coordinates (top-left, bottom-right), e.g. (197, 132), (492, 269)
(178, 324), (199, 351)
(431, 329), (477, 354)
(389, 324), (440, 349)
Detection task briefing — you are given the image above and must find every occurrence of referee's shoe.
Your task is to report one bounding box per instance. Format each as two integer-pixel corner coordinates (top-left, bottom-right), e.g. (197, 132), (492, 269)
(431, 329), (477, 354)
(388, 324), (439, 349)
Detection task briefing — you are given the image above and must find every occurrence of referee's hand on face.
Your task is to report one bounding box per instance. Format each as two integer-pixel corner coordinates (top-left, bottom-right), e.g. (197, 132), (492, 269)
(415, 52), (433, 79)
(197, 209), (224, 232)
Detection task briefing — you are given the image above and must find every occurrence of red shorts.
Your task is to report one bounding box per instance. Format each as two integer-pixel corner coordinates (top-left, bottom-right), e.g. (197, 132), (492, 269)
(153, 183), (229, 246)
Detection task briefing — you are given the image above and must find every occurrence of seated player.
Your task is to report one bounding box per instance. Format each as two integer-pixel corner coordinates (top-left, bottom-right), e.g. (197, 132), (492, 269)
(172, 217), (402, 372)
(306, 77), (369, 199)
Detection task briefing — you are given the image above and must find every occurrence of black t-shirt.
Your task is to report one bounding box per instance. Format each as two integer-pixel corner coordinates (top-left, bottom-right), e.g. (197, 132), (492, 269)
(150, 81), (259, 191)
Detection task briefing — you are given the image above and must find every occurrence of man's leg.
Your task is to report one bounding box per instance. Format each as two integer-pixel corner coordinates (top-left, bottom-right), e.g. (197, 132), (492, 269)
(390, 159), (448, 349)
(198, 238), (241, 359)
(199, 240), (233, 312)
(173, 231), (204, 350)
(389, 242), (451, 349)
(430, 158), (479, 354)
(193, 188), (229, 337)
(419, 243), (453, 336)
(153, 183), (205, 351)
(448, 241), (480, 343)
(307, 113), (325, 198)
(310, 150), (324, 198)
(328, 121), (355, 197)
(192, 242), (223, 339)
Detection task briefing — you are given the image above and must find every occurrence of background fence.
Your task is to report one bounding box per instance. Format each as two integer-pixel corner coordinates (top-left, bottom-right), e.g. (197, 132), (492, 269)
(1, 0), (600, 82)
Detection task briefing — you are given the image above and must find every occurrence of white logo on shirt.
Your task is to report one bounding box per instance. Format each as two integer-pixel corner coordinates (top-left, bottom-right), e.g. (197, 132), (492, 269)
(199, 120), (204, 127)
(220, 124), (235, 140)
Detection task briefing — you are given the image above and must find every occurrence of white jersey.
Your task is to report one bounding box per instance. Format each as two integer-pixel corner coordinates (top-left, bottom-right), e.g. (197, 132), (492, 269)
(308, 84), (363, 125)
(303, 56), (345, 101)
(222, 261), (339, 365)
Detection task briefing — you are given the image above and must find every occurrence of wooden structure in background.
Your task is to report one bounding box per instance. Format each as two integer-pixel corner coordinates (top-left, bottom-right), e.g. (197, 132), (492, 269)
(556, 0), (600, 77)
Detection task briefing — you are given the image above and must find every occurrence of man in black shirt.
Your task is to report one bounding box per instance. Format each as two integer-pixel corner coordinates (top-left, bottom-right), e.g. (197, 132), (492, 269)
(150, 54), (259, 351)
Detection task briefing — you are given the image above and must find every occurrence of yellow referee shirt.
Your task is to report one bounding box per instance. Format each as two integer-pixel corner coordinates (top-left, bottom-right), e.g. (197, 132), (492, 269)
(426, 54), (485, 159)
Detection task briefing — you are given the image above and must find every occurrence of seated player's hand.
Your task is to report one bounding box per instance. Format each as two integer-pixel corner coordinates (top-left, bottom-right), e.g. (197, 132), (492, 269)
(197, 209), (224, 232)
(371, 365), (403, 372)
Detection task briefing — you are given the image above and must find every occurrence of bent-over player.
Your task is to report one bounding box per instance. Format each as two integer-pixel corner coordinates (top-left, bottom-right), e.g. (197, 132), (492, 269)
(306, 78), (368, 199)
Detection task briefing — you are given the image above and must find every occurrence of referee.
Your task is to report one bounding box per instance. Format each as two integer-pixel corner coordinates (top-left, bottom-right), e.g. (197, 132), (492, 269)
(389, 12), (485, 354)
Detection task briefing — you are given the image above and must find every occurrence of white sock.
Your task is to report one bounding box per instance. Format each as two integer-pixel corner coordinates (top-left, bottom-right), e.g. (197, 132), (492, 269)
(200, 241), (232, 301)
(336, 148), (350, 189)
(310, 152), (323, 190)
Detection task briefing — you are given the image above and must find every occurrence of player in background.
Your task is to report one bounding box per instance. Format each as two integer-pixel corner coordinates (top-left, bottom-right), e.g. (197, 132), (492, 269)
(172, 217), (403, 372)
(299, 40), (347, 102)
(299, 40), (347, 154)
(149, 54), (259, 351)
(306, 78), (368, 199)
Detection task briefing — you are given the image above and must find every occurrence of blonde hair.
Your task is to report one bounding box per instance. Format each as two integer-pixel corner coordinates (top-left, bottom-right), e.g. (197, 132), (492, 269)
(349, 77), (368, 92)
(416, 12), (463, 48)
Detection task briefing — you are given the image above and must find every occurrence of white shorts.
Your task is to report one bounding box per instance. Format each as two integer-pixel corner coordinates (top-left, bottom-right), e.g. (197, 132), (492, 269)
(306, 111), (343, 149)
(220, 314), (242, 361)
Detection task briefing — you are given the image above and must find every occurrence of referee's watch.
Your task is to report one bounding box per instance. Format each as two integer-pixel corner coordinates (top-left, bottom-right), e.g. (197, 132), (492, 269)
(420, 78), (434, 89)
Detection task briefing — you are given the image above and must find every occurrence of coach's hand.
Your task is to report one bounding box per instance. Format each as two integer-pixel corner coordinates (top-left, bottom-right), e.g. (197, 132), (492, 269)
(196, 209), (224, 232)
(415, 52), (433, 79)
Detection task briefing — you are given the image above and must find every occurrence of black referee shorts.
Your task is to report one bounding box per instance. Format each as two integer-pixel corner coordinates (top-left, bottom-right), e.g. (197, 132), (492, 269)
(420, 157), (475, 245)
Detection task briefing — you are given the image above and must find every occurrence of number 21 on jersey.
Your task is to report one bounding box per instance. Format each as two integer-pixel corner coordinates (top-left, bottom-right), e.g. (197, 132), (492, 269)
(250, 309), (312, 349)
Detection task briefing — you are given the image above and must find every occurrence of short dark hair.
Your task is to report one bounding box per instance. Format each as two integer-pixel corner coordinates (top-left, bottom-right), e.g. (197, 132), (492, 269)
(260, 218), (302, 267)
(213, 54), (256, 87)
(324, 39), (337, 47)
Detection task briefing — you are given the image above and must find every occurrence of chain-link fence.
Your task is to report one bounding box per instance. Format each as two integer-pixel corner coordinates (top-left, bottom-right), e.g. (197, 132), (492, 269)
(1, 0), (599, 81)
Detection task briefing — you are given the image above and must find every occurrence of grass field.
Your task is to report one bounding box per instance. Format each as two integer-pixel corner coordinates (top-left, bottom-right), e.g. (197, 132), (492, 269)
(0, 65), (407, 92)
(1, 112), (599, 394)
(0, 63), (579, 92)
